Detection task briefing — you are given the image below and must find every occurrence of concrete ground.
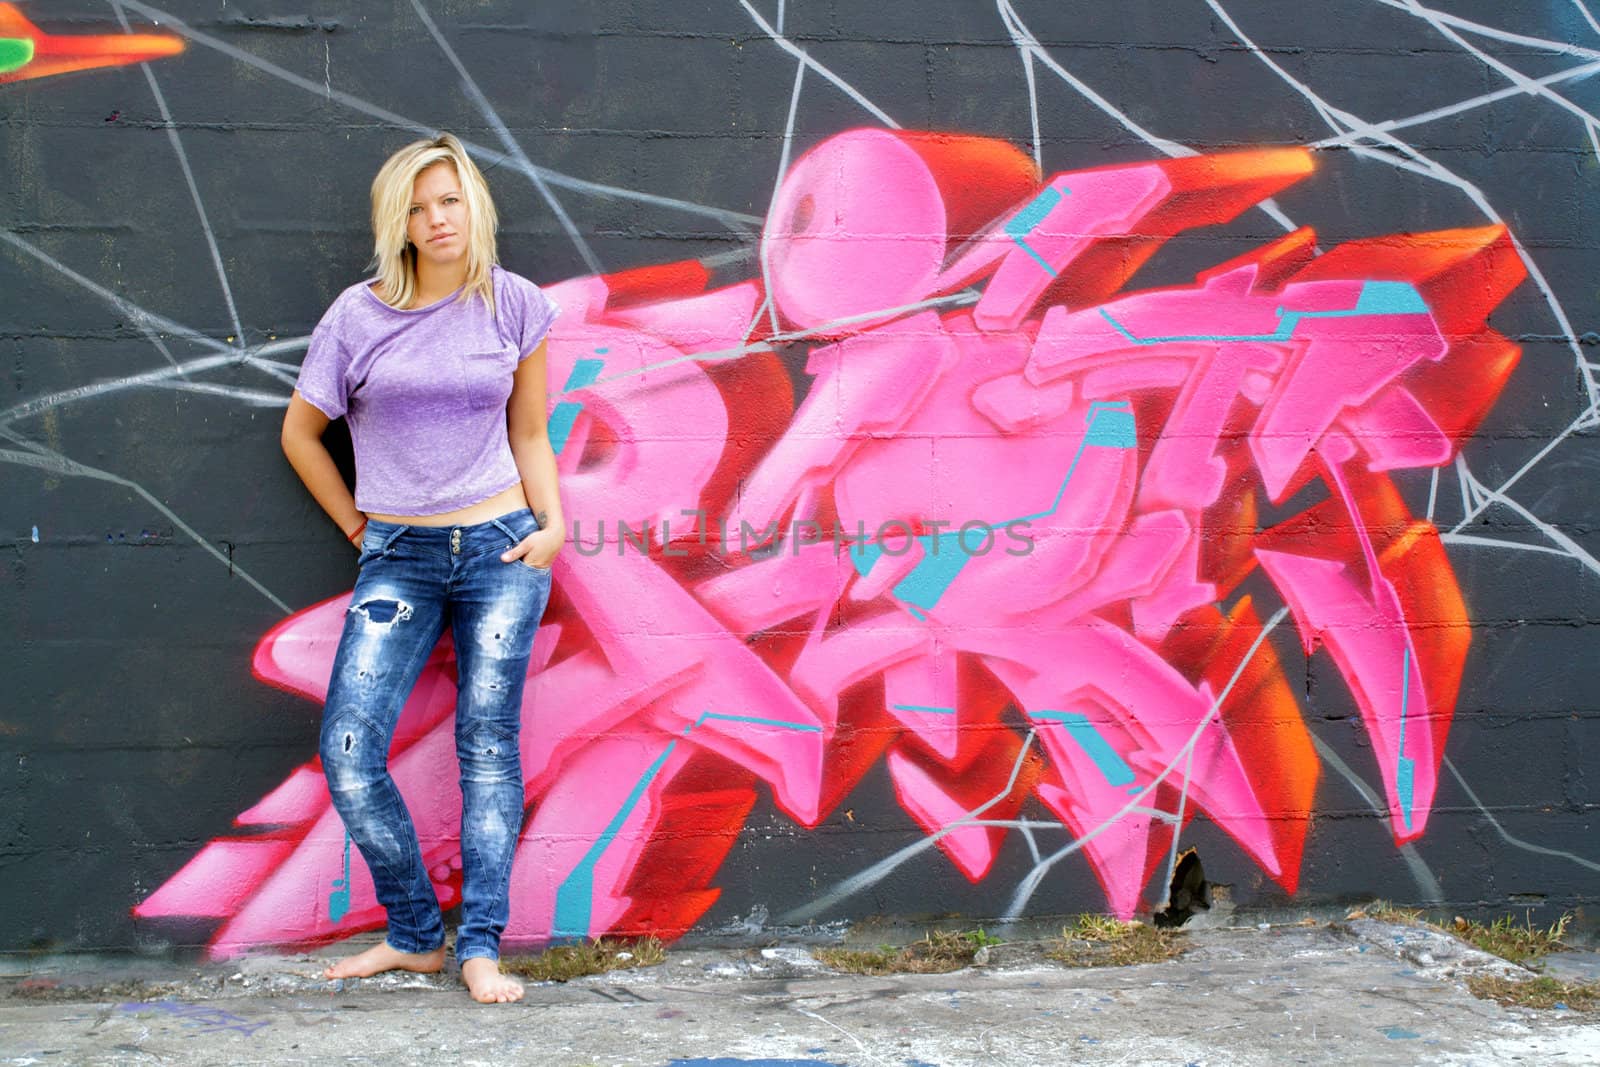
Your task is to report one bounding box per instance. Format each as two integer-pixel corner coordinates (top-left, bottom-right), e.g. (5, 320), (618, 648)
(2, 919), (1597, 1066)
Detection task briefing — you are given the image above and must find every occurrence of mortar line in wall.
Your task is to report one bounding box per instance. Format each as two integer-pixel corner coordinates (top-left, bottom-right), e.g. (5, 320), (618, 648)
(0, 429), (293, 614)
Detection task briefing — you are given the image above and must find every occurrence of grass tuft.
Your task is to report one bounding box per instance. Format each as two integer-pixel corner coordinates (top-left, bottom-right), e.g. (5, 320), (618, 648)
(1349, 902), (1576, 969)
(1347, 899), (1426, 925)
(500, 937), (665, 983)
(1450, 913), (1570, 968)
(1047, 914), (1185, 968)
(814, 929), (997, 975)
(1466, 975), (1600, 1012)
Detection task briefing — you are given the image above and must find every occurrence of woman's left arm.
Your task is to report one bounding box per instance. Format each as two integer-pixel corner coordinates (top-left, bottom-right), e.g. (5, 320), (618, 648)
(502, 338), (566, 568)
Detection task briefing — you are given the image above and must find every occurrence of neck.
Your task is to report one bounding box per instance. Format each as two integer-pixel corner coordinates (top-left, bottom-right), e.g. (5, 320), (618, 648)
(411, 256), (468, 306)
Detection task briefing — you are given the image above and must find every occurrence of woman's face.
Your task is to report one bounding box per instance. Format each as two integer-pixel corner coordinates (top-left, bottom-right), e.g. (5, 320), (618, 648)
(406, 162), (469, 267)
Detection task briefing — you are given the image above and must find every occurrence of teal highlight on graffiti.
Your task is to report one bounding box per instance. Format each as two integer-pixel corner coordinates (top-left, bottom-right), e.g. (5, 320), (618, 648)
(553, 711), (819, 939)
(890, 533), (973, 610)
(1031, 710), (1137, 788)
(891, 703), (957, 715)
(1097, 280), (1430, 346)
(1354, 280), (1429, 316)
(687, 711), (823, 735)
(1396, 645), (1415, 830)
(853, 400), (1137, 618)
(548, 357), (606, 455)
(1015, 401), (1137, 525)
(328, 830), (352, 923)
(1003, 184), (1069, 278)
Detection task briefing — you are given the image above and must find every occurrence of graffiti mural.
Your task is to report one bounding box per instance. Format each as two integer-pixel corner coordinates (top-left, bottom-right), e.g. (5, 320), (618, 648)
(0, 4), (182, 85)
(132, 129), (1525, 955)
(6, 2), (1598, 956)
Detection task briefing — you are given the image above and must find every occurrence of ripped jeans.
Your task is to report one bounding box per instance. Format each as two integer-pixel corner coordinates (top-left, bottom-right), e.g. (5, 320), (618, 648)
(319, 507), (552, 963)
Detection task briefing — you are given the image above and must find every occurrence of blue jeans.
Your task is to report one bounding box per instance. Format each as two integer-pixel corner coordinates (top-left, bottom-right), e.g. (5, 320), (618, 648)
(319, 507), (552, 963)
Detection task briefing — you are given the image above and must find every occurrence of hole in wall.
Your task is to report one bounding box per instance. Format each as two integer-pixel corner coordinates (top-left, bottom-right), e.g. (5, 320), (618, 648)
(1155, 847), (1211, 928)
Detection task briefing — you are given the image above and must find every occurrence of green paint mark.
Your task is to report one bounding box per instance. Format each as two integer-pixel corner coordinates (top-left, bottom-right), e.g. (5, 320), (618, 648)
(0, 38), (35, 75)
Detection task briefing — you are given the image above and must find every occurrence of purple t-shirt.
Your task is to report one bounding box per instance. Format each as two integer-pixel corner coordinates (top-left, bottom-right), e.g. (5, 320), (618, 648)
(295, 264), (560, 515)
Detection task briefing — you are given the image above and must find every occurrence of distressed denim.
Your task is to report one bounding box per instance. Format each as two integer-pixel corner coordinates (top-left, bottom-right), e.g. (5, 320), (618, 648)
(318, 507), (552, 963)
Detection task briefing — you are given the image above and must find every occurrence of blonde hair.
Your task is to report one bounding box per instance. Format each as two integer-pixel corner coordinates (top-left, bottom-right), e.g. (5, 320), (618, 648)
(368, 133), (499, 312)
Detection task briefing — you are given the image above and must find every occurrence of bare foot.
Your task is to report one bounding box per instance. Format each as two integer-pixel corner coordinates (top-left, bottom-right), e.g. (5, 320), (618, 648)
(461, 957), (524, 1004)
(323, 941), (446, 981)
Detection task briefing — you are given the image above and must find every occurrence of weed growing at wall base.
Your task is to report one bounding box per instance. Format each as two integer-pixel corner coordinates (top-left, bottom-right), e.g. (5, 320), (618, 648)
(1466, 975), (1600, 1012)
(1047, 914), (1185, 967)
(500, 937), (666, 982)
(813, 929), (998, 974)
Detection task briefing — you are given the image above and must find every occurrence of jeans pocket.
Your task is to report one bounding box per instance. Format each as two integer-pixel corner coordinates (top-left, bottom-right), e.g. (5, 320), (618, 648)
(356, 523), (409, 567)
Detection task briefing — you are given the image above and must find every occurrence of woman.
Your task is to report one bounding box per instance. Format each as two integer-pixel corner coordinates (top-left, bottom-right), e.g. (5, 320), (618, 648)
(280, 133), (563, 1004)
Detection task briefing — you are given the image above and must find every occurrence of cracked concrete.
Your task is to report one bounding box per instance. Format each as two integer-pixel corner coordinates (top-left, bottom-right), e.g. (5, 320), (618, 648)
(1, 921), (1596, 1066)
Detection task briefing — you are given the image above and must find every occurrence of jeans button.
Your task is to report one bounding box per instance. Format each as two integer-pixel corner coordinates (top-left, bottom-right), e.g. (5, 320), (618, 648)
(450, 528), (461, 554)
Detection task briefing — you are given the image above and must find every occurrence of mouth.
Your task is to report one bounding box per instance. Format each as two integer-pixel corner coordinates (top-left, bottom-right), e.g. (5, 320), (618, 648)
(427, 232), (456, 244)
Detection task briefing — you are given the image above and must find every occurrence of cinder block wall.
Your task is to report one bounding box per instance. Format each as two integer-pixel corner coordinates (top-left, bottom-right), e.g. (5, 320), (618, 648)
(4, 2), (1596, 956)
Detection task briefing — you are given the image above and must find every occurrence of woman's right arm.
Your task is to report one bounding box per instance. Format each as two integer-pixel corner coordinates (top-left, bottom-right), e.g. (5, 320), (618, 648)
(281, 390), (365, 542)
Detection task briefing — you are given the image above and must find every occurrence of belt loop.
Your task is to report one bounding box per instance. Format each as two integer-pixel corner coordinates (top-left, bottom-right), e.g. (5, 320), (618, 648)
(379, 524), (410, 553)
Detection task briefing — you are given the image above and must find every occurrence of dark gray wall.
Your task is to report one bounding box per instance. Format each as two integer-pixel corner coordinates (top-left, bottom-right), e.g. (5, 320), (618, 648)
(3, 1), (1597, 955)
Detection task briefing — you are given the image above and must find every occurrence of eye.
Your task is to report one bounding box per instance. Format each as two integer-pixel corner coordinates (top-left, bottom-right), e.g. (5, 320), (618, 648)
(408, 205), (421, 215)
(445, 196), (460, 205)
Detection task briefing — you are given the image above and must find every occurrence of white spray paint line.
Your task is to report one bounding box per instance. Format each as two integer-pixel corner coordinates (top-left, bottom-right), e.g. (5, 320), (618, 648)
(779, 728), (1046, 923)
(1467, 479), (1600, 574)
(1021, 39), (1042, 171)
(791, 1006), (894, 1067)
(111, 0), (246, 350)
(737, 0), (901, 127)
(0, 433), (292, 615)
(1370, 0), (1600, 60)
(1203, 0), (1600, 571)
(0, 229), (227, 376)
(1310, 58), (1600, 150)
(785, 611), (1292, 925)
(995, 1), (1194, 158)
(1207, 0), (1594, 409)
(754, 54), (810, 341)
(593, 290), (982, 384)
(0, 352), (267, 427)
(0, 231), (297, 424)
(1442, 534), (1577, 560)
(1394, 0), (1600, 163)
(1576, 0), (1600, 38)
(1444, 756), (1600, 873)
(409, 0), (603, 274)
(1310, 734), (1444, 903)
(1001, 605), (1293, 920)
(0, 228), (302, 425)
(995, 0), (1298, 232)
(148, 381), (287, 406)
(116, 0), (762, 230)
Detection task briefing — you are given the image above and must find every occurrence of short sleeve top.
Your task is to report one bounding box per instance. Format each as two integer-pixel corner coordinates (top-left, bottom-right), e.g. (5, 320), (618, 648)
(294, 264), (560, 515)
